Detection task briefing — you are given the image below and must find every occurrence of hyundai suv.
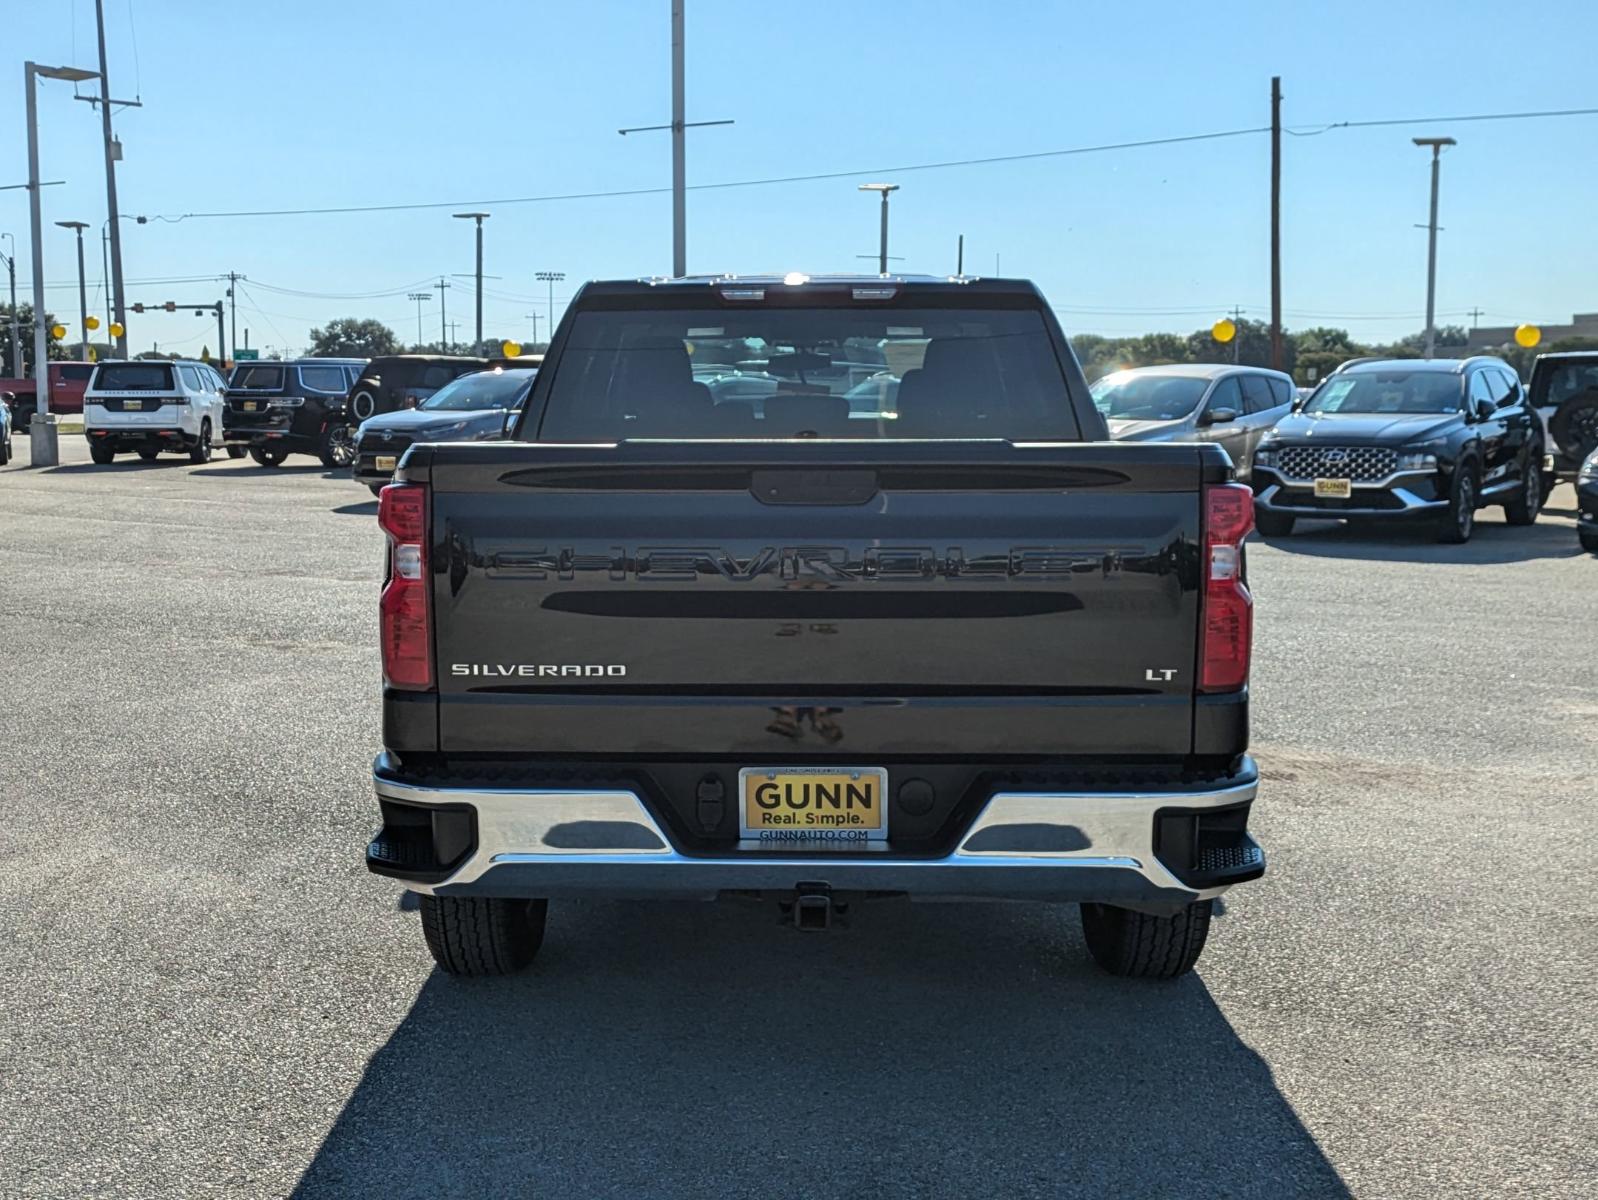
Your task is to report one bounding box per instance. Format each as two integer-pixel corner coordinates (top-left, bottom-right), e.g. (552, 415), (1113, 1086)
(352, 366), (534, 494)
(1251, 357), (1542, 543)
(223, 359), (365, 467)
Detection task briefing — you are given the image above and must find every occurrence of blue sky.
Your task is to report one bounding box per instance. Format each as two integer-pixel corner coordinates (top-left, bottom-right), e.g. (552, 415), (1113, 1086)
(5, 0), (1596, 357)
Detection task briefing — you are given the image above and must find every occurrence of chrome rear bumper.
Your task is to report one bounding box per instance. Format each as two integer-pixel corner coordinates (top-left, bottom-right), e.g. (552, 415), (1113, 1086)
(369, 760), (1263, 913)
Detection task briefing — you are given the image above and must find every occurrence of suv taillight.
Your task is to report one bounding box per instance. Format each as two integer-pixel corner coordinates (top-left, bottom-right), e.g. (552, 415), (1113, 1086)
(1199, 483), (1254, 692)
(378, 483), (432, 689)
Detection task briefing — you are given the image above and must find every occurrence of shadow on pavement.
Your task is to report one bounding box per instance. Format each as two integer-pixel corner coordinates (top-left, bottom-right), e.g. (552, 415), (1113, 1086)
(332, 500), (377, 516)
(1256, 517), (1581, 564)
(293, 901), (1347, 1199)
(44, 459), (186, 474)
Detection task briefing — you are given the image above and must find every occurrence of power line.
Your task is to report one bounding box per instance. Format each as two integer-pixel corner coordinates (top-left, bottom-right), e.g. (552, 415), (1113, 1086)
(1285, 105), (1598, 137)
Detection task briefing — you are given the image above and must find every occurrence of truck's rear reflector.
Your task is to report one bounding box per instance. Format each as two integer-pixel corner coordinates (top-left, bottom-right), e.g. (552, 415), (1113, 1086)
(1199, 483), (1254, 693)
(378, 484), (432, 690)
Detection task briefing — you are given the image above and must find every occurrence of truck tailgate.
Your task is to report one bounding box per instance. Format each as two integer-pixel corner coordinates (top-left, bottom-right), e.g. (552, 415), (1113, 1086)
(414, 441), (1218, 758)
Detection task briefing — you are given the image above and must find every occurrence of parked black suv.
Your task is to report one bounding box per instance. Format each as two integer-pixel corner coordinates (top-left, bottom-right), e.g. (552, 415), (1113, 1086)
(1527, 352), (1598, 497)
(223, 359), (366, 467)
(1577, 447), (1598, 554)
(346, 355), (489, 423)
(1252, 357), (1542, 543)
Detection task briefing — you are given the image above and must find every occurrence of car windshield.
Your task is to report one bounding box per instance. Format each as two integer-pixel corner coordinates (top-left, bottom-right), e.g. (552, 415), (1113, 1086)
(421, 368), (536, 412)
(1304, 371), (1462, 415)
(1089, 373), (1209, 421)
(535, 307), (1075, 440)
(93, 363), (173, 391)
(231, 365), (284, 390)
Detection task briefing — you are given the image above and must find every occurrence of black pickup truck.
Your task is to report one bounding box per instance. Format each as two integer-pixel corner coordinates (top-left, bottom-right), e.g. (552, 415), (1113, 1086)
(365, 275), (1264, 980)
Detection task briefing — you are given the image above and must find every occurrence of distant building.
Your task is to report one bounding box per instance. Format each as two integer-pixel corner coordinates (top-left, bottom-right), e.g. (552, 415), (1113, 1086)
(1467, 312), (1598, 351)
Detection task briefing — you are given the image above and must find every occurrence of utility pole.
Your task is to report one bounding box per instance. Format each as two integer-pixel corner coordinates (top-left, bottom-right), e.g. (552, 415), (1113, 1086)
(225, 271), (242, 363)
(618, 1), (733, 277)
(101, 227), (111, 334)
(447, 320), (460, 348)
(1467, 306), (1483, 329)
(1413, 137), (1456, 358)
(0, 234), (18, 376)
(407, 292), (431, 345)
(91, 0), (132, 358)
(435, 277), (450, 349)
(1269, 76), (1283, 373)
(526, 312), (539, 344)
(858, 183), (899, 274)
(957, 234), (964, 276)
(452, 213), (489, 349)
(1231, 305), (1244, 365)
(536, 270), (565, 339)
(56, 221), (91, 360)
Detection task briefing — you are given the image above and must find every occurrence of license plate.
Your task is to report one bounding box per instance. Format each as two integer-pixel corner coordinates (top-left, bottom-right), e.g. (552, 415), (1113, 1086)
(375, 455), (397, 471)
(739, 766), (888, 844)
(123, 401), (143, 411)
(1313, 477), (1351, 499)
(243, 401), (258, 411)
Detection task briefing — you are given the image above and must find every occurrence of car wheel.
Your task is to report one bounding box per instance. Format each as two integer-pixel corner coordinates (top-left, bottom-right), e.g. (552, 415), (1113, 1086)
(1254, 508), (1295, 537)
(350, 389), (379, 422)
(1080, 900), (1212, 979)
(136, 447), (161, 461)
(1580, 528), (1598, 555)
(318, 423), (357, 469)
(225, 444), (247, 459)
(188, 420), (213, 464)
(249, 446), (288, 468)
(1549, 394), (1598, 462)
(368, 483), (386, 498)
(419, 895), (547, 976)
(1503, 453), (1542, 526)
(89, 441), (115, 464)
(0, 435), (9, 467)
(1436, 464), (1477, 544)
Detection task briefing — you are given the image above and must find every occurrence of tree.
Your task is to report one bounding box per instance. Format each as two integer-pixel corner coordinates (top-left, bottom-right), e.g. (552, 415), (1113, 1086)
(0, 302), (65, 376)
(1184, 318), (1294, 375)
(307, 317), (400, 358)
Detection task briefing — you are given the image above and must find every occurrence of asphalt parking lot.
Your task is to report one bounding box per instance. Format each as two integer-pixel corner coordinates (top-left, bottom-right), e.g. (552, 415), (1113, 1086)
(1, 435), (1594, 1199)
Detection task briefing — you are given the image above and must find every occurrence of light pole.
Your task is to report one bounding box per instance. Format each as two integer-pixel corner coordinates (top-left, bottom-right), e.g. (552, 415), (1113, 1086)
(90, 0), (134, 358)
(56, 221), (91, 360)
(25, 62), (100, 466)
(407, 292), (431, 346)
(0, 232), (18, 377)
(536, 271), (565, 340)
(453, 212), (489, 351)
(1413, 136), (1456, 359)
(858, 183), (899, 275)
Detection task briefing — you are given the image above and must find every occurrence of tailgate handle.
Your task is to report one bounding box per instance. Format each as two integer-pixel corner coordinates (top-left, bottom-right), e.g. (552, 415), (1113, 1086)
(751, 469), (879, 506)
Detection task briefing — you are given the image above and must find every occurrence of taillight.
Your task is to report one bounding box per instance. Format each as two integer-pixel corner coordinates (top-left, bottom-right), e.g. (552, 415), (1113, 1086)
(1199, 483), (1254, 692)
(378, 483), (432, 689)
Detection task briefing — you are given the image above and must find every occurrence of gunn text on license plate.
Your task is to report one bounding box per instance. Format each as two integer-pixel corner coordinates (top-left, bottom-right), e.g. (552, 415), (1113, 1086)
(1313, 477), (1352, 499)
(375, 455), (397, 471)
(739, 767), (888, 844)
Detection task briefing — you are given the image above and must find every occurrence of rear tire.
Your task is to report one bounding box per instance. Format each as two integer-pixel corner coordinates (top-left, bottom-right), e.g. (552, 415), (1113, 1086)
(1254, 508), (1295, 537)
(350, 389), (379, 422)
(367, 483), (385, 497)
(188, 420), (213, 464)
(1580, 529), (1598, 555)
(1436, 464), (1477, 544)
(419, 895), (547, 977)
(1081, 899), (1213, 979)
(89, 442), (115, 464)
(1502, 453), (1542, 526)
(0, 435), (9, 466)
(249, 446), (288, 468)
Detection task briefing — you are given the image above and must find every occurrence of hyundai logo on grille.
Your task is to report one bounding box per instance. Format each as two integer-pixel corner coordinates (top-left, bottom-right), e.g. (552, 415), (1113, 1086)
(1324, 449), (1348, 463)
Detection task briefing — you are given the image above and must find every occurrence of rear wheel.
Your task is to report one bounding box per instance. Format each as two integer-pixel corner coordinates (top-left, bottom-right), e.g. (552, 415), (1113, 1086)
(419, 895), (547, 976)
(367, 483), (385, 497)
(1436, 465), (1477, 544)
(1081, 899), (1213, 979)
(89, 441), (115, 465)
(1580, 528), (1598, 555)
(0, 434), (10, 466)
(137, 447), (161, 461)
(1549, 394), (1598, 462)
(249, 445), (288, 468)
(318, 423), (356, 469)
(1254, 508), (1295, 537)
(188, 419), (213, 464)
(1502, 452), (1542, 526)
(225, 444), (247, 459)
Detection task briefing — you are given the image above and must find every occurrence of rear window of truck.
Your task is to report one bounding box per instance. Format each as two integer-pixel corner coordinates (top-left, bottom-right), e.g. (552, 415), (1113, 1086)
(92, 364), (174, 391)
(535, 308), (1078, 441)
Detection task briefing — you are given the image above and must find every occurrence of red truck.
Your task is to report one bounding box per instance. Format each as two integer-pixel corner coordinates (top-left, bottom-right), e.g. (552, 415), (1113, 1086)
(1, 362), (95, 429)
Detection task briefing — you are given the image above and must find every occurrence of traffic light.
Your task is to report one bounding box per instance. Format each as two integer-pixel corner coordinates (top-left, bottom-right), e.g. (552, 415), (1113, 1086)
(131, 303), (144, 314)
(163, 301), (176, 313)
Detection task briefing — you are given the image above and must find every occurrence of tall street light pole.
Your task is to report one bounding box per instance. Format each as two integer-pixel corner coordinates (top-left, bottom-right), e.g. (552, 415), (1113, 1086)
(858, 183), (899, 275)
(1413, 136), (1456, 359)
(56, 221), (91, 360)
(407, 292), (431, 346)
(90, 0), (133, 357)
(453, 212), (489, 350)
(25, 62), (99, 466)
(536, 270), (565, 340)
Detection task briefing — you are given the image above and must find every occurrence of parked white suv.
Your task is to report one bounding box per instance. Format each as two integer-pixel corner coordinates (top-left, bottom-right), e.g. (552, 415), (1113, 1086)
(84, 360), (227, 465)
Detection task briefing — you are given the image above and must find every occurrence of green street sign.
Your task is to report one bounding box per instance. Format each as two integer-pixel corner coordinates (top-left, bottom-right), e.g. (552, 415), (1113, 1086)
(233, 349), (259, 361)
